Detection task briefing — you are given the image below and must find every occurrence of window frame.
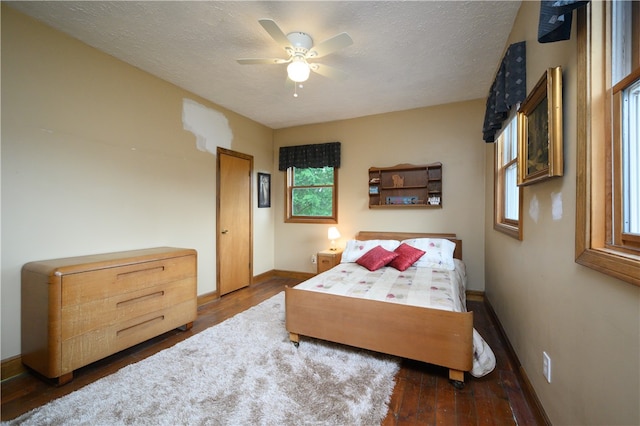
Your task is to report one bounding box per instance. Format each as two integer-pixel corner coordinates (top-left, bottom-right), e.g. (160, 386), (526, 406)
(612, 68), (640, 251)
(285, 166), (338, 224)
(575, 1), (640, 287)
(494, 114), (523, 240)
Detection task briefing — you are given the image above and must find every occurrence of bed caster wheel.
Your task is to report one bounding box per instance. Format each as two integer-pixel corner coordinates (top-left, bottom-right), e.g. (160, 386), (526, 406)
(292, 341), (299, 348)
(450, 380), (465, 390)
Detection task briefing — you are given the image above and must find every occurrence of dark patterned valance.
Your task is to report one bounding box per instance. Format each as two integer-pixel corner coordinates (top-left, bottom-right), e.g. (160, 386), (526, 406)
(538, 1), (590, 43)
(278, 142), (341, 171)
(482, 41), (526, 143)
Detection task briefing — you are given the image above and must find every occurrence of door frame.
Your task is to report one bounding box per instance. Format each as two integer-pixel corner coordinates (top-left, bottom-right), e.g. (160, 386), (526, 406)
(216, 147), (253, 298)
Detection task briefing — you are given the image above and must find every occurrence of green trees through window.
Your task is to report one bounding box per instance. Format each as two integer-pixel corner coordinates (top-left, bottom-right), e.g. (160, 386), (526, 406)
(286, 166), (337, 223)
(292, 167), (334, 216)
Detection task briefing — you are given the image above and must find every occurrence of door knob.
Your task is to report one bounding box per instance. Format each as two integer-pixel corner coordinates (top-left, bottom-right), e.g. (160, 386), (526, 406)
(221, 229), (229, 234)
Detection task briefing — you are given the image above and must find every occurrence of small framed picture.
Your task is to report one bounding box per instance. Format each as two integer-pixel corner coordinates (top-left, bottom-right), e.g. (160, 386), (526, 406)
(369, 185), (379, 194)
(258, 173), (271, 208)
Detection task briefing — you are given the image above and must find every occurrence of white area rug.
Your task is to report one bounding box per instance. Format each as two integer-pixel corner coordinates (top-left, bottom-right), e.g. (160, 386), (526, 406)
(8, 292), (400, 425)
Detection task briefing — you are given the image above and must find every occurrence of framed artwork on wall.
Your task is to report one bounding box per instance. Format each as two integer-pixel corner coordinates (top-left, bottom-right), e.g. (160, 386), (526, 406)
(517, 66), (564, 186)
(258, 172), (271, 208)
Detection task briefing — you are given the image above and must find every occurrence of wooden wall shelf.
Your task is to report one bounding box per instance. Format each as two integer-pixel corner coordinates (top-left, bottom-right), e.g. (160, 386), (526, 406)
(368, 163), (442, 209)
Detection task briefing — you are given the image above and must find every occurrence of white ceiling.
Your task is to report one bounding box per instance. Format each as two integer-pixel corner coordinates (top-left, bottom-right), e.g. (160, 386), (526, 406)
(7, 1), (522, 129)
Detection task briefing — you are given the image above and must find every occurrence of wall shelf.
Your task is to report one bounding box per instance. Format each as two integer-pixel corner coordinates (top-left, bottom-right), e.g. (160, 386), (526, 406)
(368, 162), (442, 209)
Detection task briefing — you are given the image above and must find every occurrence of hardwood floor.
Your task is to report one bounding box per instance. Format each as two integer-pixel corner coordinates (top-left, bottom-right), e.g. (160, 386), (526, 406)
(2, 276), (547, 425)
(382, 298), (547, 426)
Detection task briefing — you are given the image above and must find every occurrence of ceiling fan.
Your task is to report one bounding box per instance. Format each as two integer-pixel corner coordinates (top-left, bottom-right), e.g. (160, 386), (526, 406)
(237, 19), (353, 85)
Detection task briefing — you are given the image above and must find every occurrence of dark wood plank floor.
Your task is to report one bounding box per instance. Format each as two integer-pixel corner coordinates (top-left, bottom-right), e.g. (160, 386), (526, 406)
(2, 276), (546, 425)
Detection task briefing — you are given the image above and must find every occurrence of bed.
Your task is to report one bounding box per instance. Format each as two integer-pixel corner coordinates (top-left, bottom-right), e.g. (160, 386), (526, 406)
(285, 231), (495, 387)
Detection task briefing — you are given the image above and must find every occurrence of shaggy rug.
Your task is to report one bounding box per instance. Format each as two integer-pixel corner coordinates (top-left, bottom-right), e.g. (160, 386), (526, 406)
(7, 292), (400, 425)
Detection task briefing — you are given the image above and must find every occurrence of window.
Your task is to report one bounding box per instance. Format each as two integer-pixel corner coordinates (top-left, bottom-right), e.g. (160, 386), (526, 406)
(621, 78), (640, 237)
(279, 141), (341, 224)
(612, 0), (640, 251)
(286, 166), (338, 223)
(576, 1), (640, 286)
(494, 114), (523, 239)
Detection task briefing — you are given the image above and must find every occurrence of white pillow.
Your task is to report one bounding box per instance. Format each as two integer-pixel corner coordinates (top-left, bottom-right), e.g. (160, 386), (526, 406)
(341, 239), (400, 263)
(401, 238), (456, 270)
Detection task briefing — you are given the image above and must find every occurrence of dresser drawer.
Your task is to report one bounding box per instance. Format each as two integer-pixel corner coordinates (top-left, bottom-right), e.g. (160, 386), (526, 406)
(60, 299), (196, 373)
(60, 277), (195, 339)
(318, 257), (334, 271)
(61, 255), (195, 306)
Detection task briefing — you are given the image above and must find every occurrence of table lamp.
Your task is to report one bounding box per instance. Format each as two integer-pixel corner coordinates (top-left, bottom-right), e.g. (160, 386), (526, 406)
(328, 227), (341, 251)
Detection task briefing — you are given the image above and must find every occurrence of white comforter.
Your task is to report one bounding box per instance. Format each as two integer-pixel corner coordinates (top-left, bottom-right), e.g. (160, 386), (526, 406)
(295, 260), (496, 377)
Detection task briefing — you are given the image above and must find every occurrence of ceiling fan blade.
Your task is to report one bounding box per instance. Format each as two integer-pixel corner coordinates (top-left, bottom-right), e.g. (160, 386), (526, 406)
(309, 63), (348, 80)
(237, 58), (290, 65)
(308, 32), (353, 58)
(258, 19), (291, 50)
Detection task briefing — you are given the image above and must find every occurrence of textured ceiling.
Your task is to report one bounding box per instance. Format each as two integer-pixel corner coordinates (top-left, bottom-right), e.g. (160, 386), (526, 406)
(7, 1), (522, 129)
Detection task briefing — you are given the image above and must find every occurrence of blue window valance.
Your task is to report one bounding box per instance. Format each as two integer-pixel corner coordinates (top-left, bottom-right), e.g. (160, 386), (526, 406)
(482, 41), (526, 143)
(538, 1), (590, 43)
(278, 142), (341, 171)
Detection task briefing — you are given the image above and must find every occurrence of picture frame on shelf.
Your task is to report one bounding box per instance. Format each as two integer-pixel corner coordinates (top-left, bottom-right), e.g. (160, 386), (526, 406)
(517, 66), (563, 186)
(386, 196), (418, 205)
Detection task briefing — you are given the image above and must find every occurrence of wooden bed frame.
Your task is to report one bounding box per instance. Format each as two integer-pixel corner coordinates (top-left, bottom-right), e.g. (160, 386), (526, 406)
(285, 231), (473, 386)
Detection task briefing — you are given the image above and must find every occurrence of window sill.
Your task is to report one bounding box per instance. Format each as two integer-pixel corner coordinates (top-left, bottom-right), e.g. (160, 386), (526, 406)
(493, 223), (522, 240)
(285, 217), (338, 225)
(575, 247), (640, 287)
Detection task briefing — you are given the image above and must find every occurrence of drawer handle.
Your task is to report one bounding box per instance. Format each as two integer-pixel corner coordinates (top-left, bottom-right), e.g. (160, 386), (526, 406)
(117, 291), (164, 308)
(116, 315), (165, 337)
(117, 266), (165, 279)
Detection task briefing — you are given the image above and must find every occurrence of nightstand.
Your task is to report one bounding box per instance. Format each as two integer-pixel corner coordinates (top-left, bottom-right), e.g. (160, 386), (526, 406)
(317, 249), (343, 274)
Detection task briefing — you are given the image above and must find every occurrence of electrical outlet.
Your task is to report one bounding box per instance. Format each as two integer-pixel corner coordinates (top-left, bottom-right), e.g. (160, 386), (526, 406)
(311, 254), (317, 264)
(543, 351), (552, 383)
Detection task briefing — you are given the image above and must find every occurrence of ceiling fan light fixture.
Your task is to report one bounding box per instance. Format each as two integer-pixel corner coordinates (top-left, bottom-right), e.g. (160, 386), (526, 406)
(287, 56), (310, 82)
(238, 19), (353, 93)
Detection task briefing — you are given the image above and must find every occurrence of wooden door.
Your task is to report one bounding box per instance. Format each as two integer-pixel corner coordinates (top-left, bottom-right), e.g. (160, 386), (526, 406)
(217, 148), (253, 296)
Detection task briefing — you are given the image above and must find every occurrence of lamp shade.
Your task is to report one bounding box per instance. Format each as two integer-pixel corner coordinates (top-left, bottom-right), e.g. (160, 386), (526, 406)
(287, 57), (310, 82)
(327, 227), (341, 241)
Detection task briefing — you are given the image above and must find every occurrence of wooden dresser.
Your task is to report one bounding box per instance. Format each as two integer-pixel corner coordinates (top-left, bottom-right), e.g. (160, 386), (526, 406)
(21, 247), (197, 384)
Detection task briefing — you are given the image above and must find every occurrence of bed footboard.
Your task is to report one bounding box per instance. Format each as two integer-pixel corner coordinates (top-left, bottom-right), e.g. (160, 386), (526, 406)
(285, 286), (473, 375)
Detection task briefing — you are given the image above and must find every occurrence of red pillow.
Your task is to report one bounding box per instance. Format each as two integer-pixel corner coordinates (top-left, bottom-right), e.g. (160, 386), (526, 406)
(356, 245), (399, 271)
(388, 243), (426, 271)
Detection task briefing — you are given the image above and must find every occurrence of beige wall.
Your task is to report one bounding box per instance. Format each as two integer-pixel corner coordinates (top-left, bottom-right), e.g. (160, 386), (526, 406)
(484, 2), (639, 425)
(1, 7), (275, 360)
(273, 101), (487, 291)
(4, 4), (639, 424)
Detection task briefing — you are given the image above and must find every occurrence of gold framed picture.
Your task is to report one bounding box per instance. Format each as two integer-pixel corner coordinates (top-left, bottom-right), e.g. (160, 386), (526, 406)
(517, 67), (563, 186)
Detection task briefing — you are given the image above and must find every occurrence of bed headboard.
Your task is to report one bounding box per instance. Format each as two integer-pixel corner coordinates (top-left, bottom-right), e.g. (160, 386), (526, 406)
(355, 231), (462, 260)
